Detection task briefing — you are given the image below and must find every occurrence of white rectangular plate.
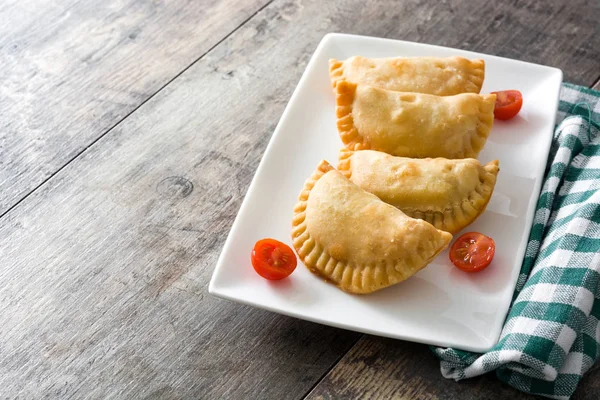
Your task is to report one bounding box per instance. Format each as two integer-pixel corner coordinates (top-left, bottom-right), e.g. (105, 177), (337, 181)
(209, 33), (563, 352)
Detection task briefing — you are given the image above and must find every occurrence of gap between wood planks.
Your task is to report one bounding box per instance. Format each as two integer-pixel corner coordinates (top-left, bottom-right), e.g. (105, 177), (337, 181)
(299, 76), (600, 400)
(592, 75), (600, 91)
(299, 335), (363, 399)
(0, 0), (275, 222)
(2, 1), (597, 397)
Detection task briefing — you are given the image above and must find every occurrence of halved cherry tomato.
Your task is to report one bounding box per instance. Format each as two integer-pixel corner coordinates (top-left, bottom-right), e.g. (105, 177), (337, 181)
(491, 90), (523, 120)
(449, 232), (495, 273)
(251, 238), (297, 280)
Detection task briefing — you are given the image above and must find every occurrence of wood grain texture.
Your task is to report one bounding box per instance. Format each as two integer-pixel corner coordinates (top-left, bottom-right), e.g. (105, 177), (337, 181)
(305, 337), (539, 400)
(0, 0), (598, 398)
(0, 0), (270, 216)
(572, 362), (600, 400)
(0, 1), (365, 398)
(306, 336), (600, 400)
(303, 1), (600, 397)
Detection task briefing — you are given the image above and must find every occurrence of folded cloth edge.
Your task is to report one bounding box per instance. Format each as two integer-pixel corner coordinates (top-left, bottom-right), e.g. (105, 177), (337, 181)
(432, 83), (600, 399)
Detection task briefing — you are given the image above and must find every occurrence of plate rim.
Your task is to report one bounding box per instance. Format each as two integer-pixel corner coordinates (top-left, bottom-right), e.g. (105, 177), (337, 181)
(209, 32), (564, 353)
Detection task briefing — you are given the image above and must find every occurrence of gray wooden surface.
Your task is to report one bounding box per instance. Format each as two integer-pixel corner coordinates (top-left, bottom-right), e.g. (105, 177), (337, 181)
(0, 0), (270, 216)
(1, 0), (599, 398)
(306, 337), (600, 400)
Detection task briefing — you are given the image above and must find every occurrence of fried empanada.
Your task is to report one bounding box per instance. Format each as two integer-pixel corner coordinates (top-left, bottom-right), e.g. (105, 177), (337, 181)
(338, 149), (499, 233)
(329, 56), (485, 95)
(292, 160), (452, 294)
(336, 81), (495, 159)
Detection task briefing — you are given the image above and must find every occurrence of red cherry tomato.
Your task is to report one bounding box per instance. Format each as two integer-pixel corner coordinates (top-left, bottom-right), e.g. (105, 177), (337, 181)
(449, 232), (495, 273)
(491, 90), (523, 120)
(251, 239), (297, 280)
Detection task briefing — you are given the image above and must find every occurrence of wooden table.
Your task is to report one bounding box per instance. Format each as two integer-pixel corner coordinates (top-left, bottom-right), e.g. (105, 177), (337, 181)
(2, 1), (599, 398)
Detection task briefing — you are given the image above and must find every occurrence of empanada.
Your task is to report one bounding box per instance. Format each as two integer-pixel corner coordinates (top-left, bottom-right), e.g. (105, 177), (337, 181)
(292, 160), (452, 294)
(329, 56), (485, 95)
(336, 81), (496, 159)
(338, 149), (499, 233)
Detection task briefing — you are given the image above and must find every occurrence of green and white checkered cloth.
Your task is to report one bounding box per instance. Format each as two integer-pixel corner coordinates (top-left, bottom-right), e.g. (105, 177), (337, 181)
(434, 83), (600, 399)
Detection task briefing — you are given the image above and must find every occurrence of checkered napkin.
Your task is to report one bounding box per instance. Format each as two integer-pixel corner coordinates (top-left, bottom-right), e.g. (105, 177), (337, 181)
(433, 83), (600, 399)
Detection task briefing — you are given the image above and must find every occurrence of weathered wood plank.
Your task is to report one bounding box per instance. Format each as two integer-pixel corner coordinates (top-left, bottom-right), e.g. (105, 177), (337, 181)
(305, 336), (600, 399)
(573, 363), (600, 400)
(0, 0), (270, 215)
(304, 0), (600, 397)
(318, 0), (600, 86)
(0, 1), (365, 398)
(0, 0), (598, 398)
(305, 337), (540, 400)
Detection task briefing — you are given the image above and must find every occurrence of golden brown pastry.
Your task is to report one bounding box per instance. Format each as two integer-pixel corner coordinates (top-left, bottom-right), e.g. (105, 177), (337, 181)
(336, 81), (496, 159)
(329, 56), (485, 95)
(292, 160), (452, 294)
(338, 149), (500, 234)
